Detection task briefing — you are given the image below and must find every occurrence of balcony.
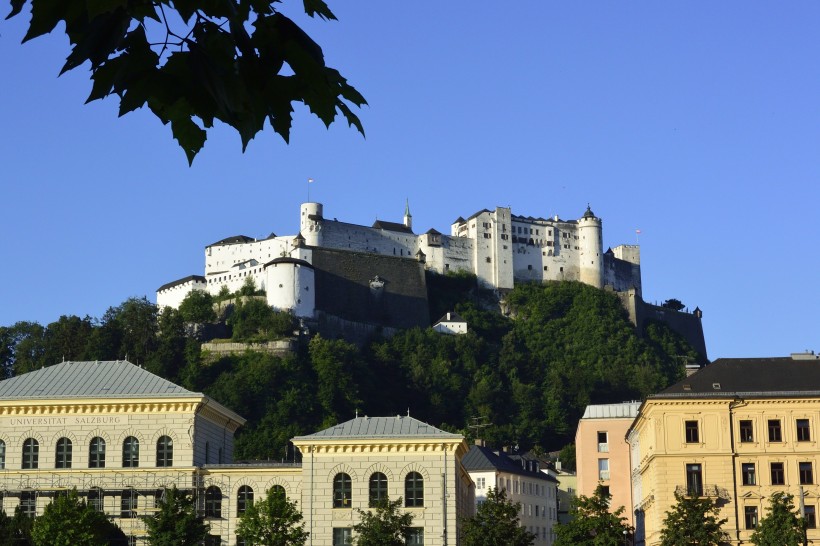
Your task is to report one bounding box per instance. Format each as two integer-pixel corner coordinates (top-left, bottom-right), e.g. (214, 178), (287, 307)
(674, 484), (731, 499)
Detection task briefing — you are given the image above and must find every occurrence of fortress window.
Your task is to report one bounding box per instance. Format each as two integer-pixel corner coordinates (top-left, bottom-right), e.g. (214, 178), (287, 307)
(486, 257), (492, 263)
(89, 437), (106, 468)
(55, 437), (72, 469)
(544, 267), (548, 271)
(123, 437), (139, 468)
(528, 265), (533, 270)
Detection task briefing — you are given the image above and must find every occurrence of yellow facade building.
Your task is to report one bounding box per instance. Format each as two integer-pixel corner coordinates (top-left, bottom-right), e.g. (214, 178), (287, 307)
(0, 360), (473, 545)
(628, 353), (820, 546)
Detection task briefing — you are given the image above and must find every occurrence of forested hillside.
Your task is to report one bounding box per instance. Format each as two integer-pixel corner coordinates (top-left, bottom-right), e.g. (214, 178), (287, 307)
(0, 279), (702, 459)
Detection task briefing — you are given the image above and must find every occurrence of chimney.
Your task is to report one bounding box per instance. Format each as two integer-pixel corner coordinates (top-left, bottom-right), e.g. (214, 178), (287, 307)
(474, 438), (485, 447)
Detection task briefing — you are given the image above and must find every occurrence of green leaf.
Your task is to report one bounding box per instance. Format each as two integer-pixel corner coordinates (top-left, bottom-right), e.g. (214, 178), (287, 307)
(86, 0), (126, 18)
(303, 0), (336, 20)
(171, 114), (207, 166)
(22, 0), (71, 42)
(6, 0), (25, 20)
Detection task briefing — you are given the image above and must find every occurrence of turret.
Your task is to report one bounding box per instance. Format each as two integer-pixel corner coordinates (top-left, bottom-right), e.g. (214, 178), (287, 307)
(404, 199), (413, 230)
(578, 205), (604, 289)
(300, 202), (323, 247)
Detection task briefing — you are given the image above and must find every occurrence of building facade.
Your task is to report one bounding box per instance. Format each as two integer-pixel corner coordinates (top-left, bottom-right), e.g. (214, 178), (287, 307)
(0, 361), (473, 545)
(461, 444), (559, 545)
(628, 353), (820, 546)
(575, 402), (640, 527)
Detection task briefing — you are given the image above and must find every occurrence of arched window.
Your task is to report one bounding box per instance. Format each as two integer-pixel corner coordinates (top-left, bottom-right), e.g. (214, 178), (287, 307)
(271, 484), (286, 498)
(89, 437), (106, 468)
(333, 473), (352, 508)
(123, 437), (139, 467)
(55, 438), (72, 469)
(237, 486), (253, 516)
(369, 472), (388, 507)
(20, 490), (36, 516)
(0, 439), (6, 469)
(405, 472), (424, 507)
(121, 488), (137, 518)
(204, 486), (222, 518)
(88, 487), (103, 512)
(22, 439), (38, 469)
(156, 436), (173, 467)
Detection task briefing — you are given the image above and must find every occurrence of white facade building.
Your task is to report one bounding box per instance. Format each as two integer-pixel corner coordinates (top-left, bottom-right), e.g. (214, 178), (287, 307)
(462, 444), (559, 545)
(158, 201), (642, 318)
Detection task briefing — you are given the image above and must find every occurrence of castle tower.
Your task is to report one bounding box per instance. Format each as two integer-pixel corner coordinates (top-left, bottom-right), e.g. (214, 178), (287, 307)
(265, 257), (315, 318)
(578, 205), (604, 289)
(403, 199), (413, 230)
(300, 202), (323, 247)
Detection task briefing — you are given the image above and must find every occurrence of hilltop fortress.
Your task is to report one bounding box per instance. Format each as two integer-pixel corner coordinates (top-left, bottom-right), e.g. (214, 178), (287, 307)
(158, 201), (640, 310)
(157, 202), (705, 353)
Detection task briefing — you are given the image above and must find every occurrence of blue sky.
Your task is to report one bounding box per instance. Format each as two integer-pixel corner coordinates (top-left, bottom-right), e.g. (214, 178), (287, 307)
(1, 2), (817, 360)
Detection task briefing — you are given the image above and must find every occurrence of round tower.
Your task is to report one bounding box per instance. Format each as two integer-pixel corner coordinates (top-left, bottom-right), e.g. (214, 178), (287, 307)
(578, 205), (604, 289)
(265, 257), (315, 318)
(300, 202), (323, 247)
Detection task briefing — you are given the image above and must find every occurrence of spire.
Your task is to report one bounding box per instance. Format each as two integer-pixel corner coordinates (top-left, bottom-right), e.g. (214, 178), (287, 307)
(403, 198), (413, 229)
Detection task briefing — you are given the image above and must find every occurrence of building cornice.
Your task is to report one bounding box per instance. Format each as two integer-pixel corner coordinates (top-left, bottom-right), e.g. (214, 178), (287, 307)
(0, 397), (205, 416)
(293, 438), (467, 457)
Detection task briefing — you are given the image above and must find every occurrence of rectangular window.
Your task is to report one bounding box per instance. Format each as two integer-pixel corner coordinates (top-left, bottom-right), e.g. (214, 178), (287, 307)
(405, 527), (424, 545)
(598, 431), (609, 452)
(771, 462), (785, 485)
(476, 477), (485, 489)
(742, 463), (756, 486)
(333, 528), (352, 546)
(800, 462), (814, 485)
(598, 459), (610, 481)
(797, 419), (811, 442)
(685, 421), (700, 443)
(739, 420), (754, 442)
(806, 506), (817, 529)
(769, 419), (783, 442)
(686, 464), (703, 496)
(745, 506), (758, 529)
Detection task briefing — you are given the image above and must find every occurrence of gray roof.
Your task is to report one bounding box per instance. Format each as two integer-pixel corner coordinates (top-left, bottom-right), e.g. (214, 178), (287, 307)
(0, 360), (196, 400)
(157, 274), (206, 292)
(655, 356), (820, 398)
(293, 416), (461, 441)
(462, 445), (556, 482)
(581, 402), (641, 419)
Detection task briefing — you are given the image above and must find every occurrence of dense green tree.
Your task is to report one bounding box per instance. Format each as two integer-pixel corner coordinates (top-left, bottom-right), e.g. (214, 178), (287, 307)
(144, 487), (209, 546)
(236, 486), (309, 546)
(659, 492), (729, 546)
(42, 315), (95, 365)
(0, 321), (46, 376)
(31, 489), (125, 546)
(178, 290), (217, 324)
(353, 498), (414, 546)
(9, 506), (34, 545)
(554, 484), (631, 546)
(750, 492), (805, 546)
(309, 335), (365, 427)
(228, 298), (295, 341)
(8, 0), (365, 164)
(557, 443), (576, 472)
(462, 487), (535, 546)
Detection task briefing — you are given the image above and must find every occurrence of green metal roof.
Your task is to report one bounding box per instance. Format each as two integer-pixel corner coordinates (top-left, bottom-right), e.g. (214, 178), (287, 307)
(293, 416), (461, 441)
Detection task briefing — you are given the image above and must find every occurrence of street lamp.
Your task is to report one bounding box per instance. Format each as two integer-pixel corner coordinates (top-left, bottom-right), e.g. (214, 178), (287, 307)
(623, 529), (630, 546)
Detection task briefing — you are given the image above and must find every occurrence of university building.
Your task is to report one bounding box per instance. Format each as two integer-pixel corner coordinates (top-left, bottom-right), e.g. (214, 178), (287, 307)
(628, 353), (820, 545)
(0, 360), (473, 545)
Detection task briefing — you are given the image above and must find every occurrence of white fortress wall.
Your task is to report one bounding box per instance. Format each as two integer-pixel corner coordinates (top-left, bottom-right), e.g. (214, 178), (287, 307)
(156, 277), (207, 310)
(205, 236), (291, 276)
(318, 220), (416, 256)
(265, 258), (315, 318)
